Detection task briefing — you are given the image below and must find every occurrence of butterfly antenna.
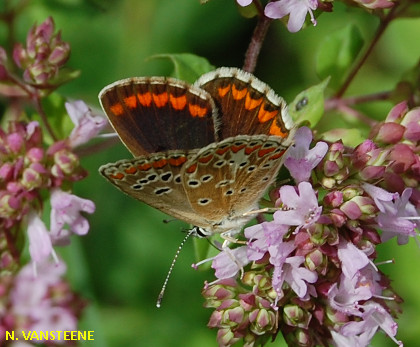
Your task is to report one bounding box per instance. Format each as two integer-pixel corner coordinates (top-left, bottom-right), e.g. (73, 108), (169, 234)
(156, 229), (195, 308)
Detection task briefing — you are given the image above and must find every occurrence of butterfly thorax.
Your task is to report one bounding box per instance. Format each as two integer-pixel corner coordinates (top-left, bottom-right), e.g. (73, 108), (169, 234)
(191, 207), (256, 237)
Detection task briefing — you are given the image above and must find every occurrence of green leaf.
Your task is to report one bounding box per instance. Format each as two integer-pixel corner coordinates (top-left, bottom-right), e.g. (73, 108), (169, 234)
(316, 25), (364, 89)
(38, 92), (73, 142)
(49, 68), (81, 87)
(320, 128), (365, 147)
(193, 237), (211, 263)
(149, 53), (215, 83)
(193, 235), (223, 270)
(288, 77), (330, 127)
(396, 2), (420, 17)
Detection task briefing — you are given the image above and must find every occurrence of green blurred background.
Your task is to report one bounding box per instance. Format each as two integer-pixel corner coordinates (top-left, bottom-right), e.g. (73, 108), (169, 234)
(3, 0), (420, 346)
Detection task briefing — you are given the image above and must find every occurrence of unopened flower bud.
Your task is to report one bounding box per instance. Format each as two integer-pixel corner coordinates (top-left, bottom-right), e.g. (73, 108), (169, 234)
(249, 308), (276, 334)
(283, 304), (311, 328)
(52, 149), (79, 176)
(305, 249), (327, 274)
(372, 122), (405, 144)
(217, 327), (239, 346)
(401, 108), (420, 143)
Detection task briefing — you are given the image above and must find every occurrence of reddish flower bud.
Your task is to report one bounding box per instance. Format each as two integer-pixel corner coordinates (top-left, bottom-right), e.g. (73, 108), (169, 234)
(374, 122), (405, 144)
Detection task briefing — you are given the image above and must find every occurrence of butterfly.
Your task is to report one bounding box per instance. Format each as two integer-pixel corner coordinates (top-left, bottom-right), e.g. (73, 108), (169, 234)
(99, 67), (294, 237)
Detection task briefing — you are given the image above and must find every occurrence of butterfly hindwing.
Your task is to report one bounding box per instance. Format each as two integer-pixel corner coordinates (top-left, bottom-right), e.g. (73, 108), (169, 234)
(99, 150), (205, 227)
(180, 135), (289, 233)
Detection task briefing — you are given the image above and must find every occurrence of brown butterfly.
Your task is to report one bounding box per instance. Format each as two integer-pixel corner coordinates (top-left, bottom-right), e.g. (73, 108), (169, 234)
(99, 67), (294, 237)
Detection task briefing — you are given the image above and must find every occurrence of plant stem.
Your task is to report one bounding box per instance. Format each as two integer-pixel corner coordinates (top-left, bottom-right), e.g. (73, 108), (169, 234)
(326, 90), (392, 110)
(33, 96), (58, 142)
(242, 13), (272, 73)
(335, 7), (398, 98)
(74, 136), (121, 158)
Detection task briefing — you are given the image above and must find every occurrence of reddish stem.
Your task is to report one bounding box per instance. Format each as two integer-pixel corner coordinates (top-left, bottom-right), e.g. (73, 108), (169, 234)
(242, 12), (272, 73)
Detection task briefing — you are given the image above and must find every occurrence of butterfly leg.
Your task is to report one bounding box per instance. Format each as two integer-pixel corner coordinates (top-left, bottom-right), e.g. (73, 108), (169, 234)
(220, 231), (248, 279)
(221, 240), (245, 279)
(242, 207), (279, 216)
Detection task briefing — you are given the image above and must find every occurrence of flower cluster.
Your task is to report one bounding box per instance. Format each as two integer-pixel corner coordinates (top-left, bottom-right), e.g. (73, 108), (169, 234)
(0, 14), (105, 346)
(0, 260), (85, 346)
(0, 16), (78, 98)
(235, 0), (393, 32)
(201, 104), (419, 346)
(13, 17), (70, 87)
(0, 105), (103, 273)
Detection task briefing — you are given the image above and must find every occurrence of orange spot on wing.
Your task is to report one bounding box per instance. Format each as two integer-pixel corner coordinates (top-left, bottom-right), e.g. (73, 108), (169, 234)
(198, 154), (213, 163)
(110, 172), (124, 180)
(218, 85), (231, 98)
(137, 92), (152, 106)
(257, 107), (278, 123)
(152, 92), (169, 108)
(168, 156), (187, 166)
(152, 159), (167, 168)
(216, 147), (230, 155)
(232, 84), (247, 100)
(185, 163), (197, 173)
(124, 95), (137, 109)
(189, 104), (207, 118)
(124, 167), (137, 174)
(137, 163), (152, 171)
(269, 150), (286, 161)
(231, 144), (246, 153)
(245, 144), (262, 154)
(245, 94), (263, 110)
(258, 147), (276, 157)
(170, 94), (187, 110)
(110, 103), (124, 116)
(269, 119), (288, 138)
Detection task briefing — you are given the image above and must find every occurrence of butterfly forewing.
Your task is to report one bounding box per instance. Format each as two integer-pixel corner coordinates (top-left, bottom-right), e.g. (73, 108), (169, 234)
(100, 77), (220, 156)
(195, 67), (294, 140)
(99, 151), (205, 227)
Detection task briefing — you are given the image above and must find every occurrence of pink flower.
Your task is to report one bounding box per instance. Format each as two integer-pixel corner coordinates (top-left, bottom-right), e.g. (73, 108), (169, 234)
(376, 188), (419, 244)
(9, 260), (83, 342)
(284, 126), (328, 183)
(27, 212), (55, 266)
(66, 100), (107, 148)
(340, 302), (401, 346)
(50, 189), (95, 243)
(236, 0), (253, 6)
(211, 246), (249, 279)
(274, 181), (322, 230)
(337, 239), (370, 279)
(265, 0), (318, 33)
(272, 256), (317, 299)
